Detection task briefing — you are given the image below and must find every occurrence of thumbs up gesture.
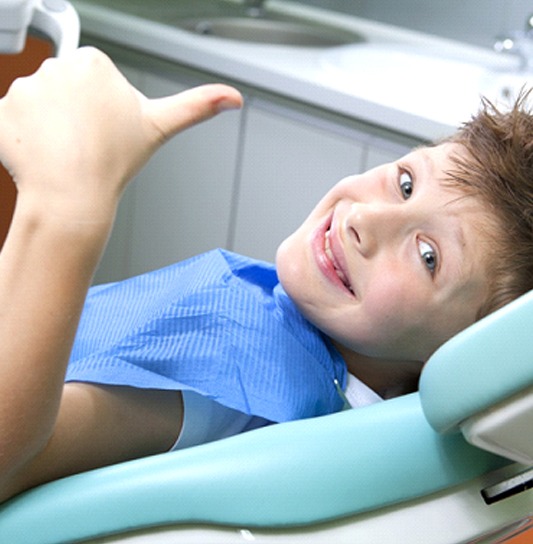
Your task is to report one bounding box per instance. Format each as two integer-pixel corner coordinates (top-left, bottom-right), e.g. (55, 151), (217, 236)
(0, 47), (242, 221)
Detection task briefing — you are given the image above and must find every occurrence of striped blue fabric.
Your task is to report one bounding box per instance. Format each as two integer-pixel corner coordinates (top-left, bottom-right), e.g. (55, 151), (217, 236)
(66, 250), (347, 422)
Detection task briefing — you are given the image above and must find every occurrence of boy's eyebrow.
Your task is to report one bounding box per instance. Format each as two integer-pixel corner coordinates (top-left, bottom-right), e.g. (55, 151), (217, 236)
(417, 146), (469, 283)
(417, 148), (433, 175)
(442, 194), (472, 285)
(424, 207), (466, 287)
(444, 222), (469, 288)
(407, 147), (434, 185)
(454, 222), (467, 251)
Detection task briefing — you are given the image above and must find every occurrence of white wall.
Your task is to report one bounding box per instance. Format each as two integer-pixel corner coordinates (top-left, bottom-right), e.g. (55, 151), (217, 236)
(298, 0), (533, 49)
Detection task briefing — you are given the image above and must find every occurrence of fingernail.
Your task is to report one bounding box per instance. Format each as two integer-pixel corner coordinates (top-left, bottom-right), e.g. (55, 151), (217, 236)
(216, 96), (243, 113)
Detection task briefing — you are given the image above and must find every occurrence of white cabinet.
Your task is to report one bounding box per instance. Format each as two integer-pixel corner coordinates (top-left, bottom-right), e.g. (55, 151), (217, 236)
(232, 98), (367, 262)
(127, 71), (241, 273)
(95, 60), (241, 283)
(365, 140), (411, 170)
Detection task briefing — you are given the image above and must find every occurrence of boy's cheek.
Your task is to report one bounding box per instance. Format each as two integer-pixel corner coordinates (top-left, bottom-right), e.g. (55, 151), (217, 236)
(359, 278), (421, 338)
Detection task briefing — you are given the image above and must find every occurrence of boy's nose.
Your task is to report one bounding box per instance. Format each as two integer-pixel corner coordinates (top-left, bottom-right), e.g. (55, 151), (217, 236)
(345, 202), (417, 257)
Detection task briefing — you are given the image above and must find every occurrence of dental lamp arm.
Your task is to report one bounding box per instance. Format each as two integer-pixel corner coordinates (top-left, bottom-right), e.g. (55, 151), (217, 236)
(0, 0), (79, 57)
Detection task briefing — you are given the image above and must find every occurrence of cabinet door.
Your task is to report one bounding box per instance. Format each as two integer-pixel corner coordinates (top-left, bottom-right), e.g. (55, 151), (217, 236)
(95, 67), (241, 282)
(130, 71), (240, 274)
(232, 99), (366, 262)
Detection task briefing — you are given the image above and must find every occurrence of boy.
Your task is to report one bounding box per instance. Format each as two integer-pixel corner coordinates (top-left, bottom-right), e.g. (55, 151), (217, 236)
(0, 48), (530, 502)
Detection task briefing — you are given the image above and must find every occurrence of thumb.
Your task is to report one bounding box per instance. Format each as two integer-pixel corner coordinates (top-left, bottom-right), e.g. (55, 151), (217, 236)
(143, 84), (243, 144)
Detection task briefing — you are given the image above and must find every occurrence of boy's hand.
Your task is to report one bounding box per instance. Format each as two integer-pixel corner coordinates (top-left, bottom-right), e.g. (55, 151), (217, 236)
(0, 47), (242, 220)
(0, 49), (241, 494)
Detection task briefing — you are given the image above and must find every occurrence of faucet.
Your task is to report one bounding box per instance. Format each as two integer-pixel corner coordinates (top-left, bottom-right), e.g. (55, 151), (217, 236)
(494, 13), (533, 71)
(244, 0), (265, 17)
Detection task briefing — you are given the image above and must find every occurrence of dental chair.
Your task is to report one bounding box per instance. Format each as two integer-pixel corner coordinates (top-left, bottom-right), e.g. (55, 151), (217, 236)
(0, 3), (532, 543)
(0, 291), (531, 543)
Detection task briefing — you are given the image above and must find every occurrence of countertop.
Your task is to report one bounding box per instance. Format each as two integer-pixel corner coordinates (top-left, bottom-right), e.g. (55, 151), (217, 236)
(70, 0), (526, 141)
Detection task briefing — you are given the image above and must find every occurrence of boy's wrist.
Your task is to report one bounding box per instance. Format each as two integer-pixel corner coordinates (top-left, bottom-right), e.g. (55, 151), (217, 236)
(14, 185), (119, 234)
(8, 191), (118, 258)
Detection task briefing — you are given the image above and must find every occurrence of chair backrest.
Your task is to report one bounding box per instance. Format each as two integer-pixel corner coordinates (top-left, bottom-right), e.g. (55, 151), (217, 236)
(420, 289), (533, 464)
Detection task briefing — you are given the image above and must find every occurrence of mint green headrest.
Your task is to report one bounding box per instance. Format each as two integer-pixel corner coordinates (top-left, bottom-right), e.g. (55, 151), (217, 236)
(420, 290), (533, 434)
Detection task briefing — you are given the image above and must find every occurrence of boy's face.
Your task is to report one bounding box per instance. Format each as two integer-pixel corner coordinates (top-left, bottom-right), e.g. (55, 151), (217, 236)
(276, 143), (492, 363)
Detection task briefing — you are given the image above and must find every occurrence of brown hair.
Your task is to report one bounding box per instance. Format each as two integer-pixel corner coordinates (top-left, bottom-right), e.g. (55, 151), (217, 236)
(443, 90), (533, 318)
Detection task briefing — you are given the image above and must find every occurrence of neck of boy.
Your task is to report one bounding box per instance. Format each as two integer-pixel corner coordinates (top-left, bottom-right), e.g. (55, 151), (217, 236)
(332, 341), (423, 400)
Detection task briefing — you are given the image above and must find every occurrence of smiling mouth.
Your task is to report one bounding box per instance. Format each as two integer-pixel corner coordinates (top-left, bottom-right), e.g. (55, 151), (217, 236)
(324, 229), (355, 296)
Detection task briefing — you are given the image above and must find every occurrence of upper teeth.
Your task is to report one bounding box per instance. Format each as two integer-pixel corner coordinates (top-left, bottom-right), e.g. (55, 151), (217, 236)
(325, 229), (354, 295)
(325, 230), (334, 262)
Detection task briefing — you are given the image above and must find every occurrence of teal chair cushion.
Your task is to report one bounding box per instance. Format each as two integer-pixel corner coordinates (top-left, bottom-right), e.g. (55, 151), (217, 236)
(420, 290), (533, 434)
(0, 394), (507, 544)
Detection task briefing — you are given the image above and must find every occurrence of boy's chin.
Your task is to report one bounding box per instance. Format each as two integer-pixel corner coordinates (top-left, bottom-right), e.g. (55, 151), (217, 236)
(275, 237), (303, 295)
(274, 234), (295, 272)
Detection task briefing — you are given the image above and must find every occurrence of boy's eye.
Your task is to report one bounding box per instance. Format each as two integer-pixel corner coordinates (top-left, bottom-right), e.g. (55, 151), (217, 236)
(418, 240), (437, 273)
(399, 171), (413, 200)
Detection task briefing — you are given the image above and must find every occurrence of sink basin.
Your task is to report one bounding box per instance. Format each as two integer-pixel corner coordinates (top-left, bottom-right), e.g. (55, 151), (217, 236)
(84, 0), (364, 47)
(178, 17), (364, 47)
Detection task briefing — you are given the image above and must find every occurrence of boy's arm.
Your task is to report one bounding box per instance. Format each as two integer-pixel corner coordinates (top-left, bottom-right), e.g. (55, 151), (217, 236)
(0, 47), (242, 488)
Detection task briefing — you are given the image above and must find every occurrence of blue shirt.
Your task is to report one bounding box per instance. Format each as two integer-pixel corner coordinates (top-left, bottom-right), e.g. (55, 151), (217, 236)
(66, 250), (347, 422)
